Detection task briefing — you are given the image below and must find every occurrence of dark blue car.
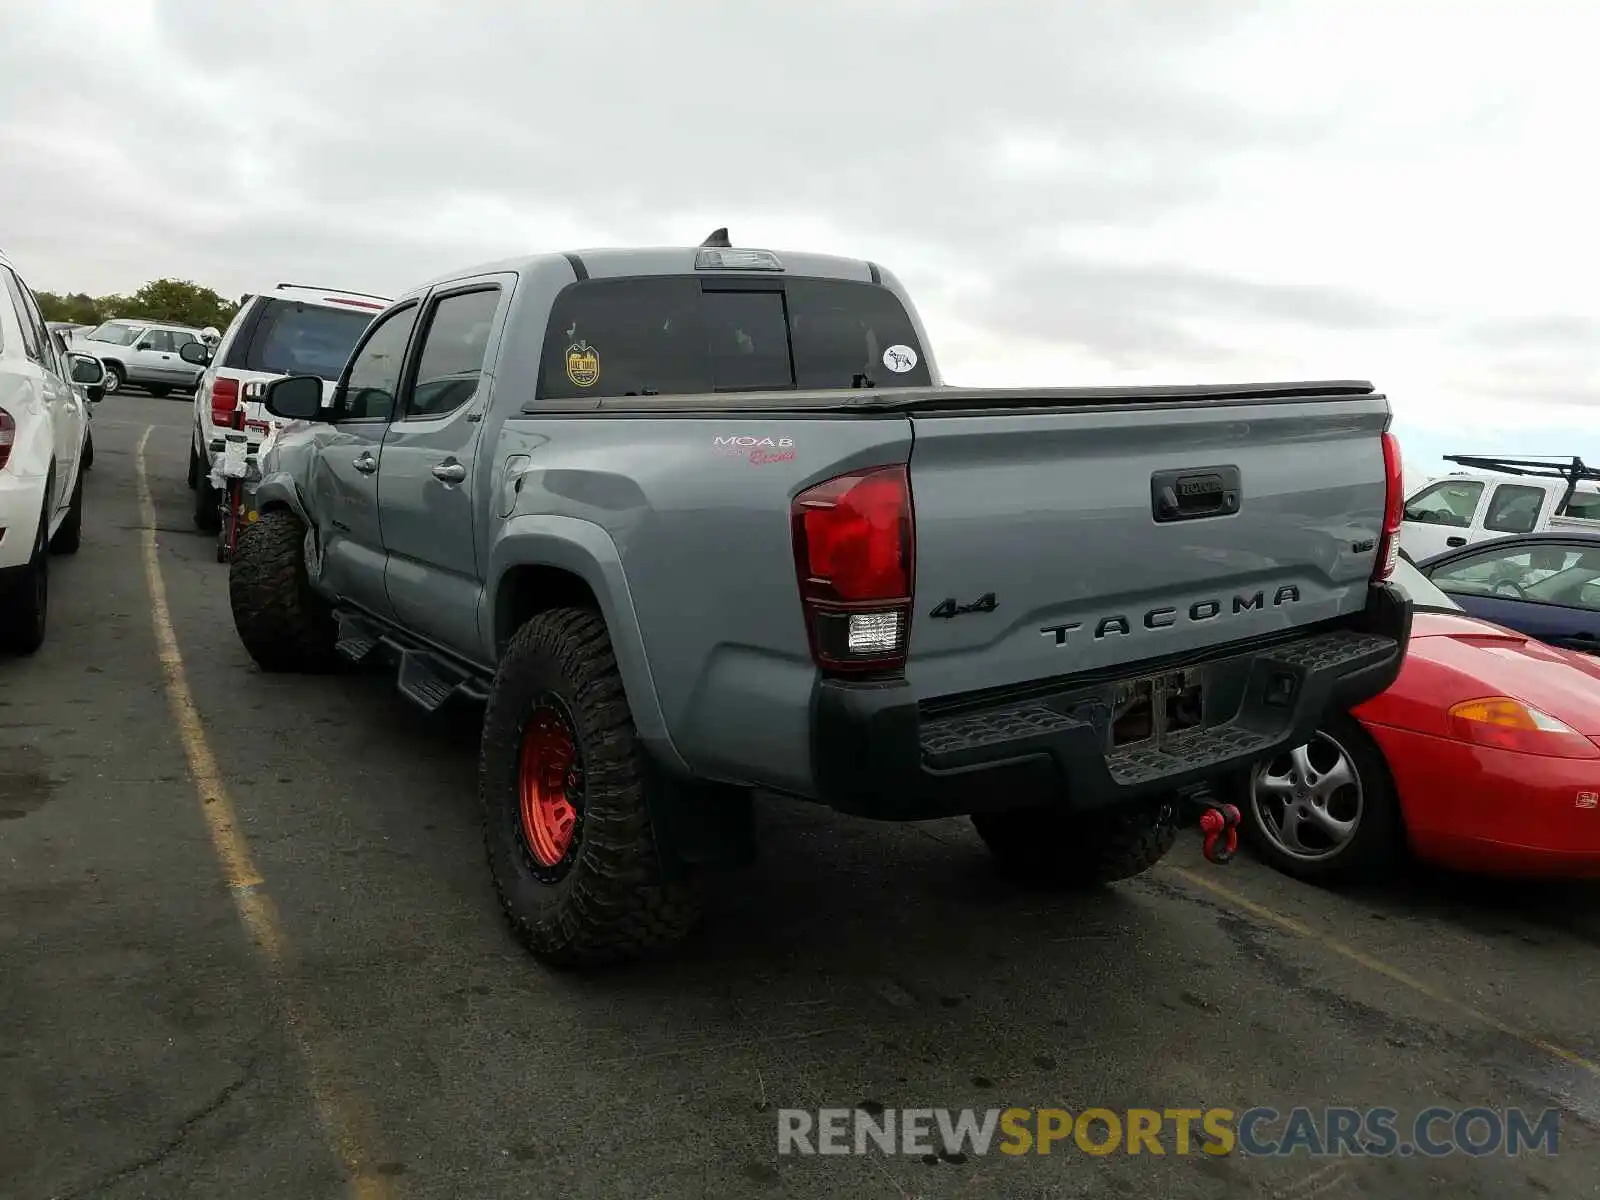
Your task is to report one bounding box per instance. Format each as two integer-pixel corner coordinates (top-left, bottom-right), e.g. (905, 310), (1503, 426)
(1414, 531), (1600, 654)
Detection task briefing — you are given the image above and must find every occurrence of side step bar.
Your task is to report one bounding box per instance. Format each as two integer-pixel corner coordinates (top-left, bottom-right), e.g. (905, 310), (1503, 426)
(333, 610), (492, 712)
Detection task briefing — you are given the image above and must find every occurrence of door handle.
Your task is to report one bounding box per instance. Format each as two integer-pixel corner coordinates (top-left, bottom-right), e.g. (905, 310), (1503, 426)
(353, 452), (377, 474)
(431, 461), (467, 484)
(1446, 536), (1466, 547)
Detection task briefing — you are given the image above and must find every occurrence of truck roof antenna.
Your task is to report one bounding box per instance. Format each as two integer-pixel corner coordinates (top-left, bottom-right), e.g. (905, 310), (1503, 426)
(701, 228), (731, 248)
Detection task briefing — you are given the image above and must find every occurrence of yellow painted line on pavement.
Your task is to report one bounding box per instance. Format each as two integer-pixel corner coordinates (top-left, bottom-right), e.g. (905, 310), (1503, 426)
(135, 427), (396, 1198)
(1167, 865), (1600, 1078)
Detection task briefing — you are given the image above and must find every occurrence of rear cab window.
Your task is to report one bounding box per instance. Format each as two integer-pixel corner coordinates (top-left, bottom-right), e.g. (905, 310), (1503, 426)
(1483, 483), (1546, 534)
(536, 275), (930, 401)
(1563, 492), (1600, 520)
(225, 298), (380, 381)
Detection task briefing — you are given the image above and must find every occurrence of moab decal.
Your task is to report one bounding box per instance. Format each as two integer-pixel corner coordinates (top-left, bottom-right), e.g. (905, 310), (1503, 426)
(713, 435), (796, 458)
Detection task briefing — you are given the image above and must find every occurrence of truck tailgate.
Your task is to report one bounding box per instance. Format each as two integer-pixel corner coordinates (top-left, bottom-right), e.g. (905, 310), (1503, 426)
(904, 394), (1391, 700)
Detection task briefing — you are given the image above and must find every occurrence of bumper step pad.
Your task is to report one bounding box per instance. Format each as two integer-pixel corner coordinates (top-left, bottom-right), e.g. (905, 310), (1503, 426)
(917, 628), (1397, 787)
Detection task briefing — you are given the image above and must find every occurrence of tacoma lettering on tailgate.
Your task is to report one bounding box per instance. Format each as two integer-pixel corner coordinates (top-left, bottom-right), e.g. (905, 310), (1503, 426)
(1040, 586), (1300, 646)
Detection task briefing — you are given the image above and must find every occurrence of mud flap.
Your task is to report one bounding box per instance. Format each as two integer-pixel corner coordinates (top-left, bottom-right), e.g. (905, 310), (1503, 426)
(641, 761), (757, 879)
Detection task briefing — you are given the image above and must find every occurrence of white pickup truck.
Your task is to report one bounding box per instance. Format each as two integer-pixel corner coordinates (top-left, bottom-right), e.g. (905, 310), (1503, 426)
(1400, 455), (1600, 559)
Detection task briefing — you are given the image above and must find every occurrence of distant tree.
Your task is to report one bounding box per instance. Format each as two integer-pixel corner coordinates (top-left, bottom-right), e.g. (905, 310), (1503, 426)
(35, 291), (104, 325)
(122, 279), (238, 330)
(34, 277), (238, 331)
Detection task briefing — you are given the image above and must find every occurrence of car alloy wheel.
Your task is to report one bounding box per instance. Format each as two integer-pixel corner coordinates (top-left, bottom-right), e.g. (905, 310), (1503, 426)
(1248, 730), (1364, 862)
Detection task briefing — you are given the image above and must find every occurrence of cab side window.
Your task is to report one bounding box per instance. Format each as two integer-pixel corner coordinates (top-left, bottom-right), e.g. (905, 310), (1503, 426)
(340, 302), (419, 421)
(404, 288), (499, 420)
(1403, 479), (1483, 528)
(1431, 545), (1581, 597)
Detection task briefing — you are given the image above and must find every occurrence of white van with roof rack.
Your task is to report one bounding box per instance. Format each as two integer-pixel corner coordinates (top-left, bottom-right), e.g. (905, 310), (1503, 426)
(182, 282), (389, 533)
(1399, 454), (1600, 559)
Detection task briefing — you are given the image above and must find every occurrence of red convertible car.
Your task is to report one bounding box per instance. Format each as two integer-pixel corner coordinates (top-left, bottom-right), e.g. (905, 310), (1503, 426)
(1244, 557), (1600, 881)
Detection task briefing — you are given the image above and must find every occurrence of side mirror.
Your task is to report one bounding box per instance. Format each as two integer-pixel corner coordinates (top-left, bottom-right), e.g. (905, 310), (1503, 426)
(179, 341), (211, 366)
(136, 341), (152, 351)
(263, 375), (326, 421)
(66, 352), (106, 387)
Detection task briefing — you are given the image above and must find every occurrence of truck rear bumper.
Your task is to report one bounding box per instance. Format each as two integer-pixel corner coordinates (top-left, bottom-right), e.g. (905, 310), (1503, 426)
(810, 583), (1411, 820)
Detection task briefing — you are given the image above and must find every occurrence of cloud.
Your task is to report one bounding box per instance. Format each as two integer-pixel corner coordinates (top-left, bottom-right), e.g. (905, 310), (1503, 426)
(2, 0), (1598, 436)
(1460, 316), (1600, 352)
(2, 0), (1324, 295)
(968, 253), (1420, 369)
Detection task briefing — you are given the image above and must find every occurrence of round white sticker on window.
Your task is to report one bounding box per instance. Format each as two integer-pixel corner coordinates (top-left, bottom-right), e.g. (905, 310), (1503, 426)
(882, 344), (918, 374)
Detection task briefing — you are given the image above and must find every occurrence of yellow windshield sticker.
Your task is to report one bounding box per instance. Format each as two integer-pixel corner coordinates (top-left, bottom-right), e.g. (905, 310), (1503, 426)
(565, 342), (599, 388)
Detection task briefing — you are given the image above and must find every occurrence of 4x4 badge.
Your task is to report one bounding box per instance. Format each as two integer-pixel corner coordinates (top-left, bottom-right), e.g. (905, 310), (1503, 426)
(930, 592), (997, 619)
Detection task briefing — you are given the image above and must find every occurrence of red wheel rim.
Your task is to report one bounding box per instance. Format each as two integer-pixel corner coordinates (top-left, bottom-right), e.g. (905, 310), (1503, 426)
(518, 705), (580, 868)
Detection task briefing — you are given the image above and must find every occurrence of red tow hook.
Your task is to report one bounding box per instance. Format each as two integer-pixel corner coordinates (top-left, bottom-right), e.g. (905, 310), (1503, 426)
(1198, 803), (1241, 865)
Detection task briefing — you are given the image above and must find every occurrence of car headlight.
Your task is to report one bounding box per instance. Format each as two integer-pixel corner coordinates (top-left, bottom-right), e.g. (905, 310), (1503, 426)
(1446, 696), (1600, 758)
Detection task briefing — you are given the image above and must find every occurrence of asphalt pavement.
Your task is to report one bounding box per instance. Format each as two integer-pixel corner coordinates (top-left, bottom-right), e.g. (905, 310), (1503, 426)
(3, 393), (1598, 1199)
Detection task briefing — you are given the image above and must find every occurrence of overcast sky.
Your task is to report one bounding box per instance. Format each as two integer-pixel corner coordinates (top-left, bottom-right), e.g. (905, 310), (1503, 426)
(4, 0), (1597, 476)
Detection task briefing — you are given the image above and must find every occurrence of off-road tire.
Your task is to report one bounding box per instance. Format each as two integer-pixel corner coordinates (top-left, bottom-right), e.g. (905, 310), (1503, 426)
(146, 384), (171, 398)
(49, 468), (83, 555)
(193, 465), (220, 533)
(972, 798), (1179, 887)
(103, 363), (125, 394)
(0, 493), (50, 656)
(228, 508), (339, 673)
(480, 607), (703, 967)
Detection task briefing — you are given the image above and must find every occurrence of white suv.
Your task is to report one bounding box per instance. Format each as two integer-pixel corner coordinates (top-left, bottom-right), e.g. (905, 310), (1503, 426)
(183, 282), (389, 532)
(0, 249), (106, 655)
(75, 318), (208, 397)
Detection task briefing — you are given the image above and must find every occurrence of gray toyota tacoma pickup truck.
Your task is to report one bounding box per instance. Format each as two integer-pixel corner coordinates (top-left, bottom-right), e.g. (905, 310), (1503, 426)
(234, 231), (1411, 966)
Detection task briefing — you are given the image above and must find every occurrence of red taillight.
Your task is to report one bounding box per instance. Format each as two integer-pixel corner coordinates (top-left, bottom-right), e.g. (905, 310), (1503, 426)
(210, 376), (240, 426)
(791, 464), (914, 674)
(1373, 430), (1403, 581)
(0, 408), (14, 472)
